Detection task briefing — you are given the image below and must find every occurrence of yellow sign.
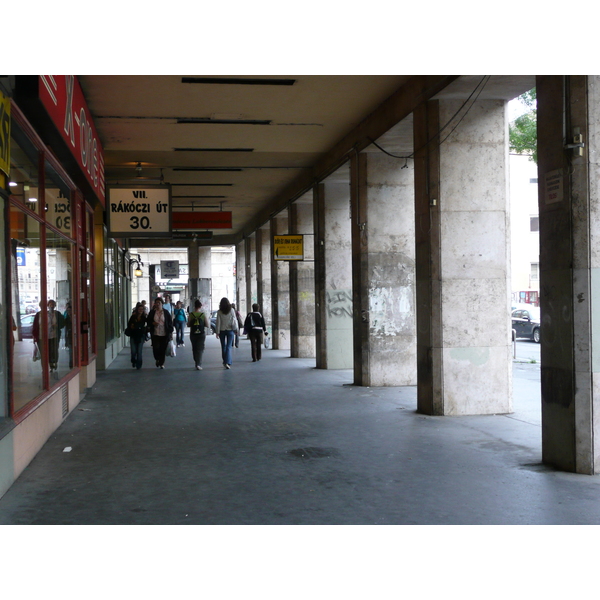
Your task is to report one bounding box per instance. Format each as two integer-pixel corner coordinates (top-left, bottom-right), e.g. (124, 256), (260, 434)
(274, 235), (304, 260)
(0, 91), (10, 178)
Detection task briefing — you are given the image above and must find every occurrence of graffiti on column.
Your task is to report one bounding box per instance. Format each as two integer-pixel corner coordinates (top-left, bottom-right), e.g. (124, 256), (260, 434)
(326, 290), (352, 318)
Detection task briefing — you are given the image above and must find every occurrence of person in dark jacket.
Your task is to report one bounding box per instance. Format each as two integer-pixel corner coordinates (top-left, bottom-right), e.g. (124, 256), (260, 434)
(127, 303), (148, 369)
(32, 299), (65, 374)
(244, 303), (268, 362)
(147, 297), (174, 368)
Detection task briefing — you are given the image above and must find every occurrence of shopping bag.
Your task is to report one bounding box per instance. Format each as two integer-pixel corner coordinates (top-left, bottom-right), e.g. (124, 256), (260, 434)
(167, 339), (176, 357)
(264, 333), (270, 349)
(33, 343), (40, 362)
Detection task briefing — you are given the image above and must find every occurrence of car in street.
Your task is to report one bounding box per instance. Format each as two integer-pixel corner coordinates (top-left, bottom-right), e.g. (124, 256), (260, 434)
(511, 306), (541, 343)
(210, 310), (218, 334)
(19, 314), (35, 339)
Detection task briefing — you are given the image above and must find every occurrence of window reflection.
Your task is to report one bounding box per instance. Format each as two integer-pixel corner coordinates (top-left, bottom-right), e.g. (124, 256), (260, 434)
(46, 228), (74, 380)
(9, 126), (42, 216)
(10, 206), (43, 410)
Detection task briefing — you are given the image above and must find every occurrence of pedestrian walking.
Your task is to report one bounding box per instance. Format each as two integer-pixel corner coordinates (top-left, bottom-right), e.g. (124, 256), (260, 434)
(147, 297), (174, 368)
(127, 303), (148, 369)
(187, 299), (210, 370)
(173, 301), (187, 347)
(32, 299), (65, 375)
(244, 303), (268, 362)
(162, 294), (173, 318)
(215, 297), (238, 369)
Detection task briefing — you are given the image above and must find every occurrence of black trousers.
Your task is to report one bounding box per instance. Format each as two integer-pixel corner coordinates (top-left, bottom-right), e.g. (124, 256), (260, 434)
(152, 335), (169, 366)
(249, 329), (263, 361)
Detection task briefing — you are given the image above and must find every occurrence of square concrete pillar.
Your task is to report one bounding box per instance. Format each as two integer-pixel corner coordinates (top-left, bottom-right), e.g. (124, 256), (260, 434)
(314, 179), (353, 369)
(236, 241), (247, 316)
(256, 226), (272, 335)
(414, 98), (512, 415)
(290, 198), (315, 358)
(271, 214), (290, 350)
(536, 75), (600, 474)
(350, 152), (417, 386)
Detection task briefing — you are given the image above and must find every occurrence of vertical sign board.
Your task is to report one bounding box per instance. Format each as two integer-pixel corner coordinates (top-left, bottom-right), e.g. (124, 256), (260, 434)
(108, 186), (171, 237)
(273, 235), (304, 260)
(0, 90), (10, 180)
(545, 169), (563, 205)
(38, 76), (105, 206)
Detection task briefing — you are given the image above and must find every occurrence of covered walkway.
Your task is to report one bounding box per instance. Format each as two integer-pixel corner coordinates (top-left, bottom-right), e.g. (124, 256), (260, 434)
(1, 336), (600, 525)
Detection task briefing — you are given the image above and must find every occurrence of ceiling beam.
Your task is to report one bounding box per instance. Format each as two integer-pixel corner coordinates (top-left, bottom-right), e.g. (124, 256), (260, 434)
(232, 74), (459, 244)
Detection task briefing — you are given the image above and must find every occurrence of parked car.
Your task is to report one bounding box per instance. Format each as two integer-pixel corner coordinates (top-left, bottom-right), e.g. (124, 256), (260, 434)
(210, 310), (218, 334)
(20, 314), (35, 339)
(511, 306), (541, 343)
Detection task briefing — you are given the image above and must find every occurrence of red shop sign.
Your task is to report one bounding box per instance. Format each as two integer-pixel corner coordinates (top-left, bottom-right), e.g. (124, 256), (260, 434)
(39, 76), (105, 206)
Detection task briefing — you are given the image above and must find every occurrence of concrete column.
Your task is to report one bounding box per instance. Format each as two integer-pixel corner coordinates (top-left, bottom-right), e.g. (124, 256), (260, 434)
(256, 226), (272, 333)
(536, 75), (600, 474)
(236, 241), (247, 316)
(314, 180), (353, 369)
(350, 151), (416, 386)
(244, 235), (257, 315)
(271, 214), (290, 350)
(414, 98), (512, 415)
(187, 243), (211, 310)
(290, 197), (315, 358)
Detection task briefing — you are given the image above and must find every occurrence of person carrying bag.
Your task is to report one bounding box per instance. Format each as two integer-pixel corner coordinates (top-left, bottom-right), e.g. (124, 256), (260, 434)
(244, 303), (268, 362)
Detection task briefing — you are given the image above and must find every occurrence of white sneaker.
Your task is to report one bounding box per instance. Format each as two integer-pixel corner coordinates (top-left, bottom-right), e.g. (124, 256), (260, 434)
(196, 366), (202, 370)
(225, 364), (231, 369)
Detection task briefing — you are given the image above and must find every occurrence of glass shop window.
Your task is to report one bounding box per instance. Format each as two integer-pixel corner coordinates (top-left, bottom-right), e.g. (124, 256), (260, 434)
(9, 126), (42, 217)
(45, 228), (75, 380)
(9, 205), (44, 411)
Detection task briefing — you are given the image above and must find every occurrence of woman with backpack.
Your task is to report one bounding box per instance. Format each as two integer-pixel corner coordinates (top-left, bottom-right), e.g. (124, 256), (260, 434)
(187, 299), (210, 370)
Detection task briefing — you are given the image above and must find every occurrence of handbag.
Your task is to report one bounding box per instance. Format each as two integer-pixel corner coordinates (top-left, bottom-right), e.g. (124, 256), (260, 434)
(264, 333), (270, 349)
(33, 342), (41, 362)
(125, 326), (132, 337)
(167, 339), (176, 357)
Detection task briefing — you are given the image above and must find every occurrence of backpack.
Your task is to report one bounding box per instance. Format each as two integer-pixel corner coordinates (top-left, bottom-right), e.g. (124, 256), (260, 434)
(190, 312), (205, 335)
(249, 312), (261, 328)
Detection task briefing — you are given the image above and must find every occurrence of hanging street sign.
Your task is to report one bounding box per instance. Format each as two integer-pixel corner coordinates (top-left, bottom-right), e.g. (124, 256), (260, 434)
(108, 186), (171, 237)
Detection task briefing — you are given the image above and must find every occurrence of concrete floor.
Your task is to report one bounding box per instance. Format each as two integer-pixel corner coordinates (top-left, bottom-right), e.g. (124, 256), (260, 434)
(1, 335), (600, 525)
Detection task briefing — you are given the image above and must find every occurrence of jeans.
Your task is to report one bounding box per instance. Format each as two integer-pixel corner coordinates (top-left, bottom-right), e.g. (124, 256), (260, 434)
(130, 338), (145, 369)
(219, 330), (235, 366)
(175, 321), (185, 345)
(190, 333), (206, 367)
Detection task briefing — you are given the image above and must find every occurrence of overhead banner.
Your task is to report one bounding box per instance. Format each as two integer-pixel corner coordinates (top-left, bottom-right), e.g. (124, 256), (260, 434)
(108, 186), (171, 237)
(274, 235), (304, 260)
(172, 211), (232, 230)
(0, 90), (9, 178)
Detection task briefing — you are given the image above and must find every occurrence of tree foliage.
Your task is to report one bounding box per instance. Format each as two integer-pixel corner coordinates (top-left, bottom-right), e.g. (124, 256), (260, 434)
(509, 88), (537, 163)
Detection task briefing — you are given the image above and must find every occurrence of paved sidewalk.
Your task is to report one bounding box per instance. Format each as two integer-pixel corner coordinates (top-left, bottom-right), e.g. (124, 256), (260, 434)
(1, 336), (599, 524)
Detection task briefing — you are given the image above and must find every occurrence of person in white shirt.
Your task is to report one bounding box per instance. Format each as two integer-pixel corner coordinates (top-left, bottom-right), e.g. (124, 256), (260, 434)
(215, 297), (238, 369)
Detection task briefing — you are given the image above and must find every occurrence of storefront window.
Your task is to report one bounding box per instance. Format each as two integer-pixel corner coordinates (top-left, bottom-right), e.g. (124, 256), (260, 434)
(9, 205), (43, 411)
(45, 228), (74, 380)
(0, 195), (7, 419)
(9, 126), (42, 216)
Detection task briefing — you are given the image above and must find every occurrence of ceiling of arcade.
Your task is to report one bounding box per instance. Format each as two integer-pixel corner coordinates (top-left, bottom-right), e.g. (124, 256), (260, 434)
(78, 75), (535, 248)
